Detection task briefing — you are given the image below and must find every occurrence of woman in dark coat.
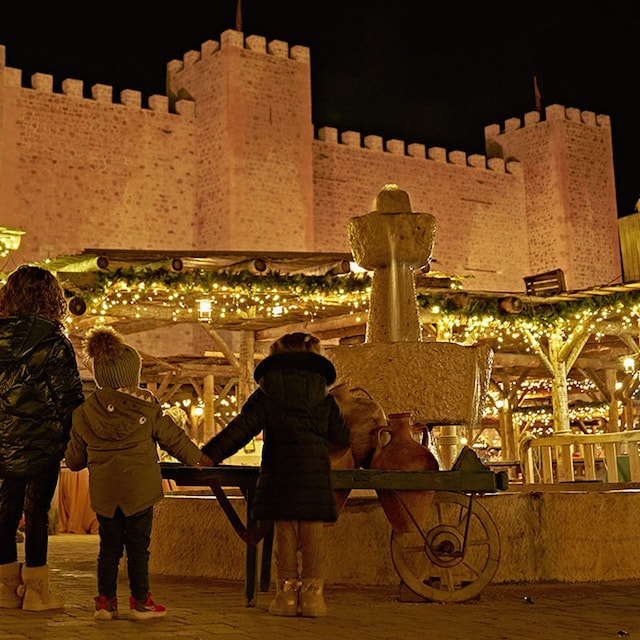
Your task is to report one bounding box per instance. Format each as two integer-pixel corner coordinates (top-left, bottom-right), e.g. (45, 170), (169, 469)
(0, 265), (85, 611)
(202, 332), (350, 618)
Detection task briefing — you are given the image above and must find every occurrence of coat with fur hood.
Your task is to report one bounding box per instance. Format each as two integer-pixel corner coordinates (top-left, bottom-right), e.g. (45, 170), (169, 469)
(0, 314), (84, 478)
(65, 387), (202, 518)
(201, 351), (350, 523)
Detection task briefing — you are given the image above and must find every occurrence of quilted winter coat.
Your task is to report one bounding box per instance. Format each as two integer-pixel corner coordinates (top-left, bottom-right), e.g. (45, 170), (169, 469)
(201, 351), (350, 523)
(65, 387), (203, 518)
(0, 314), (84, 478)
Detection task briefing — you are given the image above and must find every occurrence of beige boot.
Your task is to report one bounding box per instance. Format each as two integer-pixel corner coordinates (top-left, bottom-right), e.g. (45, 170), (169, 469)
(299, 578), (327, 617)
(268, 577), (300, 616)
(0, 562), (23, 608)
(18, 565), (63, 611)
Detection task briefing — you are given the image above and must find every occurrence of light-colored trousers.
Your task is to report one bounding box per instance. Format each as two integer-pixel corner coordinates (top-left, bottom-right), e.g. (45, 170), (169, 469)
(273, 520), (326, 580)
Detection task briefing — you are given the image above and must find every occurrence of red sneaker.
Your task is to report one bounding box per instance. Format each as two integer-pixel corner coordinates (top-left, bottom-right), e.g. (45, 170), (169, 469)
(128, 593), (167, 621)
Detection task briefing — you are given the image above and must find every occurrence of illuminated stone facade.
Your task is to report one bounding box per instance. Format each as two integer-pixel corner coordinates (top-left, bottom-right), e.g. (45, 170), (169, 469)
(0, 29), (621, 294)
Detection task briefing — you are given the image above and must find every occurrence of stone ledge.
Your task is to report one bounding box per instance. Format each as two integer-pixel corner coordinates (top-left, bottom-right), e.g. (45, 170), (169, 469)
(150, 489), (640, 586)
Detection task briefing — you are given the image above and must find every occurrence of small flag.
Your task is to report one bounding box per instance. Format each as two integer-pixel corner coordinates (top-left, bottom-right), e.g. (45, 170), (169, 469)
(534, 76), (542, 113)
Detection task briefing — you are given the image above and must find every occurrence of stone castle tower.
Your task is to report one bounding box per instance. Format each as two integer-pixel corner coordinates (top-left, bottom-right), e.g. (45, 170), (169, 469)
(0, 28), (621, 293)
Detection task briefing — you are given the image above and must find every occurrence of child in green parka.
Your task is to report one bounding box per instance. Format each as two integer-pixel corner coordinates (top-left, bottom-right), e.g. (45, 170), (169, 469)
(65, 325), (212, 621)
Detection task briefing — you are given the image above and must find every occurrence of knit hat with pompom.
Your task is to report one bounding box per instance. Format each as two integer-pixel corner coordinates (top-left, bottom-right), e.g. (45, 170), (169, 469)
(84, 325), (141, 389)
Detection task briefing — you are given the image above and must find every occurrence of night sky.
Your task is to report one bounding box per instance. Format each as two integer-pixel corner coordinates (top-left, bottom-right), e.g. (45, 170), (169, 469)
(0, 2), (638, 216)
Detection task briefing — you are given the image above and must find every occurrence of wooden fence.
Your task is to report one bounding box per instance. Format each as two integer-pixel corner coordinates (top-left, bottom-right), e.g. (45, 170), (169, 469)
(520, 430), (640, 483)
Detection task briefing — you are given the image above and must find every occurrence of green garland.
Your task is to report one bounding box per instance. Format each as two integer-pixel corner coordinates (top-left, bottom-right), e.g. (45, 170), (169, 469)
(417, 288), (640, 324)
(62, 266), (640, 328)
(94, 267), (373, 295)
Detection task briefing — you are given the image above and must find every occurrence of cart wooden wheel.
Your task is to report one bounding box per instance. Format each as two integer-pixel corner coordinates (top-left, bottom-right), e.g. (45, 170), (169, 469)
(390, 491), (500, 603)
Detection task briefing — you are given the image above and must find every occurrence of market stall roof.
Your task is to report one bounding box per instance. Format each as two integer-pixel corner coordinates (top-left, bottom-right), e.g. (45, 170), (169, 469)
(47, 248), (355, 277)
(35, 249), (640, 385)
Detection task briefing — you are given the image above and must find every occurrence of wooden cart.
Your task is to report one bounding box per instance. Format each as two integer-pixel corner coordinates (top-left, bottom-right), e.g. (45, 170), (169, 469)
(160, 446), (508, 606)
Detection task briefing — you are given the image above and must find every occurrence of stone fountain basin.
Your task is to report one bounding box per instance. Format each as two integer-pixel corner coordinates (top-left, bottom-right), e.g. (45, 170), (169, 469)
(326, 341), (493, 427)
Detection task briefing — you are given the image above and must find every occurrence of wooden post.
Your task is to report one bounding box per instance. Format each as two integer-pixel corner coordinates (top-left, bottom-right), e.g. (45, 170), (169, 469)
(238, 331), (256, 406)
(189, 408), (200, 443)
(583, 444), (597, 480)
(498, 375), (517, 469)
(605, 368), (620, 433)
(202, 374), (215, 442)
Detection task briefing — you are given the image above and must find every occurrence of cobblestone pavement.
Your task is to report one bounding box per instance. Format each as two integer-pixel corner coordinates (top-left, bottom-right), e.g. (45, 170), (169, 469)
(1, 533), (639, 640)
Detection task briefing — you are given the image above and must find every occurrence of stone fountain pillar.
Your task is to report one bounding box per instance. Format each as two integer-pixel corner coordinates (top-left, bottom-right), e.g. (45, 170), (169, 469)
(348, 185), (436, 343)
(327, 184), (494, 469)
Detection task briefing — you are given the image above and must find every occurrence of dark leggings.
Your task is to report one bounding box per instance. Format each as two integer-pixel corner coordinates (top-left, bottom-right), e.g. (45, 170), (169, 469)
(0, 467), (59, 567)
(96, 506), (153, 601)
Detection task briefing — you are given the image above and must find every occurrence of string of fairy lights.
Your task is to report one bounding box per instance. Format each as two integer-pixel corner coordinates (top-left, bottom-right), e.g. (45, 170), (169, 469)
(65, 267), (640, 333)
(419, 293), (640, 345)
(68, 268), (372, 324)
(9, 264), (640, 434)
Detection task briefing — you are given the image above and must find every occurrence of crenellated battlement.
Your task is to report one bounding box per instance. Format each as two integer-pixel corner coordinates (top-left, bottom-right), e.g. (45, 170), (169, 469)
(485, 104), (611, 138)
(0, 45), (194, 117)
(315, 126), (521, 175)
(314, 105), (611, 177)
(166, 28), (310, 78)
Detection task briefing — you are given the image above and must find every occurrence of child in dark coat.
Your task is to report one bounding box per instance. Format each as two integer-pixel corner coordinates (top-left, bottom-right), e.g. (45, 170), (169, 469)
(201, 332), (350, 617)
(0, 265), (85, 611)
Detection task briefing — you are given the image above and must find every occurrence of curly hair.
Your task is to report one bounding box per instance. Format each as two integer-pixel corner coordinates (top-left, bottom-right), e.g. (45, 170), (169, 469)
(269, 332), (324, 356)
(0, 265), (68, 323)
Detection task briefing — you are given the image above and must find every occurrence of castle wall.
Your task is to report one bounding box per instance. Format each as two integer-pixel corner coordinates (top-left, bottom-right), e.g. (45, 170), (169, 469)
(313, 129), (530, 291)
(485, 107), (621, 290)
(0, 47), (198, 266)
(0, 28), (624, 339)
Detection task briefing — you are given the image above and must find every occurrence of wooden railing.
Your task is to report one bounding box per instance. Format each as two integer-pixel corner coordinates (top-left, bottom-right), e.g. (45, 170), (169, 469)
(520, 431), (640, 484)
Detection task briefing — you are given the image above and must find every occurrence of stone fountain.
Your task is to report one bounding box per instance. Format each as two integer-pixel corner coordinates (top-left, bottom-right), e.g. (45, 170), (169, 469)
(326, 184), (493, 468)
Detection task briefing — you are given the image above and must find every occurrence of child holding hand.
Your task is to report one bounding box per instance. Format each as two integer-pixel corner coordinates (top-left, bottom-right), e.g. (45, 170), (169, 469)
(201, 332), (349, 617)
(65, 325), (212, 621)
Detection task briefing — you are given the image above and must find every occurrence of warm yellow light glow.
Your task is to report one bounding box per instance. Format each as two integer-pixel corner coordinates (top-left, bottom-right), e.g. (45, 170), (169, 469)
(623, 356), (635, 374)
(349, 262), (369, 274)
(0, 227), (25, 258)
(197, 299), (212, 322)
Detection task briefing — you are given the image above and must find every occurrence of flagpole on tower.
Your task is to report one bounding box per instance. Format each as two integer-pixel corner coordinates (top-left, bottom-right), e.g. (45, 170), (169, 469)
(235, 0), (242, 31)
(534, 76), (542, 113)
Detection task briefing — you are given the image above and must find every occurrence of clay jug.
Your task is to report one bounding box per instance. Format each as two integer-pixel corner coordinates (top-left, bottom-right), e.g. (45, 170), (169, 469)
(329, 382), (387, 468)
(370, 412), (439, 533)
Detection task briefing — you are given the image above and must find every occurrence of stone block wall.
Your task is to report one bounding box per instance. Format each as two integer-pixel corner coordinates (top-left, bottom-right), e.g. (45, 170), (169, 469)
(150, 489), (640, 586)
(0, 55), (197, 263)
(485, 107), (620, 290)
(165, 30), (315, 252)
